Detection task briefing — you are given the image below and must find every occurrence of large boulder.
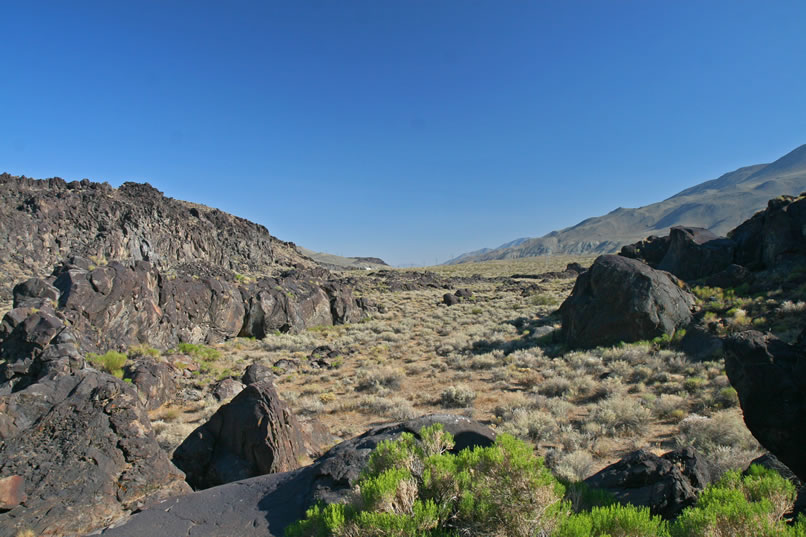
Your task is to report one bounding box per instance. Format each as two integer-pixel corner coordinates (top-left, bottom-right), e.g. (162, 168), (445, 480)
(0, 369), (190, 537)
(584, 448), (714, 519)
(100, 415), (496, 537)
(172, 380), (312, 490)
(560, 255), (695, 347)
(724, 330), (806, 482)
(657, 226), (735, 281)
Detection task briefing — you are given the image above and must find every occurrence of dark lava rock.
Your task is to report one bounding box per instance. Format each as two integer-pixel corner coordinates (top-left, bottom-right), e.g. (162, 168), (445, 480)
(455, 288), (473, 299)
(657, 226), (735, 281)
(724, 330), (806, 482)
(12, 278), (59, 308)
(100, 414), (495, 537)
(0, 369), (190, 537)
(0, 475), (26, 510)
(619, 234), (670, 267)
(308, 345), (341, 368)
(565, 262), (587, 274)
(213, 378), (245, 401)
(172, 380), (311, 490)
(731, 194), (806, 270)
(680, 325), (725, 362)
(704, 263), (754, 288)
(584, 447), (714, 519)
(242, 363), (274, 385)
(560, 255), (695, 348)
(443, 293), (460, 306)
(126, 358), (176, 410)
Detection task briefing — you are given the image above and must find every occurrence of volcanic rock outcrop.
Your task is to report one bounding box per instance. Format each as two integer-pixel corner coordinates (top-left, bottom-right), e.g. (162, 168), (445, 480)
(100, 415), (496, 537)
(0, 366), (190, 537)
(559, 254), (695, 347)
(0, 174), (317, 305)
(0, 257), (367, 359)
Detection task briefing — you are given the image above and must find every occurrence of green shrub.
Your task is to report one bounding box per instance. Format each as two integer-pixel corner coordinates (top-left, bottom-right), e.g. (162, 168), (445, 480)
(86, 350), (127, 378)
(557, 504), (670, 537)
(127, 344), (161, 359)
(174, 342), (221, 361)
(670, 465), (800, 537)
(286, 425), (566, 537)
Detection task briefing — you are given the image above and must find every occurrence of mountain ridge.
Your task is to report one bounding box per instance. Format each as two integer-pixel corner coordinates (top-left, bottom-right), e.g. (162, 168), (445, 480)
(445, 144), (806, 264)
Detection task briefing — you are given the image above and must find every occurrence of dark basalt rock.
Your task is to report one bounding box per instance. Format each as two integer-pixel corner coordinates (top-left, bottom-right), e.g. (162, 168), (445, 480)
(680, 325), (725, 362)
(0, 368), (190, 537)
(126, 358), (176, 410)
(560, 255), (695, 348)
(724, 330), (806, 482)
(657, 226), (736, 281)
(100, 414), (496, 537)
(213, 378), (245, 401)
(172, 380), (312, 490)
(731, 195), (806, 270)
(443, 292), (460, 306)
(584, 447), (714, 519)
(620, 234), (670, 267)
(0, 258), (369, 357)
(242, 363), (274, 385)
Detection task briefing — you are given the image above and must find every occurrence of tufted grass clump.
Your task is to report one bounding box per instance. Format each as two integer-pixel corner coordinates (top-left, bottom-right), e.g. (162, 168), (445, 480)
(174, 342), (221, 361)
(86, 350), (127, 378)
(285, 424), (566, 537)
(440, 384), (477, 408)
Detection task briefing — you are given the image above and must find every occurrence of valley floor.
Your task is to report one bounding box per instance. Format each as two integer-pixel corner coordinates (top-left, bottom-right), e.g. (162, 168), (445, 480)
(149, 254), (804, 482)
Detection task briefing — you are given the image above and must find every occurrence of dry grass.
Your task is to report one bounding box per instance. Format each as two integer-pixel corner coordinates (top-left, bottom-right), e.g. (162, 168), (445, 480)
(145, 255), (771, 480)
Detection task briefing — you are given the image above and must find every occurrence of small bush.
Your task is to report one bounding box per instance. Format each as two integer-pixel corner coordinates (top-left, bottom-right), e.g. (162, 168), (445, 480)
(175, 342), (221, 361)
(127, 344), (161, 359)
(557, 504), (670, 537)
(588, 396), (651, 437)
(286, 425), (567, 537)
(440, 384), (476, 408)
(356, 367), (405, 393)
(86, 350), (127, 378)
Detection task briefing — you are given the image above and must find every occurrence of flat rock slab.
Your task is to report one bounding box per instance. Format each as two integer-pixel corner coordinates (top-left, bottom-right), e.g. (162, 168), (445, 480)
(98, 468), (314, 537)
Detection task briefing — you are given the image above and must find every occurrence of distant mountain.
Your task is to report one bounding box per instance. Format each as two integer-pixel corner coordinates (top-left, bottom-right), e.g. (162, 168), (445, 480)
(298, 247), (389, 271)
(445, 144), (806, 264)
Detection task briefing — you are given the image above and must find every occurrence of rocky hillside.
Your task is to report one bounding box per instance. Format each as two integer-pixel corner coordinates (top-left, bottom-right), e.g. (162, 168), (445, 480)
(297, 247), (389, 270)
(446, 143), (806, 264)
(0, 174), (316, 305)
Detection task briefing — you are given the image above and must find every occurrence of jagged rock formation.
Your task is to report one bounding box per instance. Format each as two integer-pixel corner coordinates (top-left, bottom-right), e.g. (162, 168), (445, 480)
(621, 194), (806, 281)
(0, 256), (368, 359)
(584, 448), (714, 519)
(172, 380), (314, 490)
(559, 255), (695, 347)
(100, 415), (496, 537)
(0, 174), (315, 306)
(0, 365), (191, 537)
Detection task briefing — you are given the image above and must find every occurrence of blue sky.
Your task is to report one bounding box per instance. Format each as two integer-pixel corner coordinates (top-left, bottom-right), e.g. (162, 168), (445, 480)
(1, 1), (805, 266)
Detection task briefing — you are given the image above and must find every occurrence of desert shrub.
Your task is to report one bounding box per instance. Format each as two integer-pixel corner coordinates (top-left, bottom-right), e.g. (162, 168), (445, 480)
(550, 449), (595, 483)
(499, 408), (558, 446)
(357, 395), (417, 421)
(440, 384), (476, 408)
(654, 394), (688, 420)
(539, 376), (572, 398)
(670, 465), (801, 537)
(355, 367), (405, 393)
(588, 396), (651, 437)
(86, 350), (127, 378)
(675, 411), (761, 478)
(285, 425), (566, 537)
(557, 503), (670, 537)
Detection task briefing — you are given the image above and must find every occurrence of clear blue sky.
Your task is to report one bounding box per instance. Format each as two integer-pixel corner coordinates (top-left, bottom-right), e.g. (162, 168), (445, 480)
(1, 1), (805, 266)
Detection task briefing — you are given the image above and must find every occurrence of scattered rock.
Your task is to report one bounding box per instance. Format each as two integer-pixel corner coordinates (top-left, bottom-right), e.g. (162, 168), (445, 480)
(731, 195), (806, 270)
(308, 345), (341, 368)
(172, 380), (312, 490)
(271, 359), (298, 375)
(455, 288), (473, 299)
(560, 255), (695, 347)
(584, 447), (714, 519)
(724, 330), (806, 482)
(443, 293), (460, 306)
(704, 263), (754, 288)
